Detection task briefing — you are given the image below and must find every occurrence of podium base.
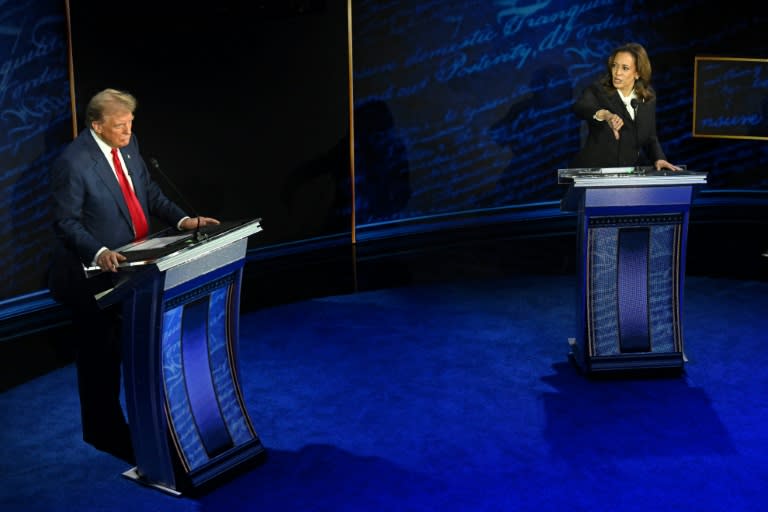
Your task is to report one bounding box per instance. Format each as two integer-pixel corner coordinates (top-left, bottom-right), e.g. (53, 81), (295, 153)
(567, 338), (685, 376)
(122, 467), (182, 497)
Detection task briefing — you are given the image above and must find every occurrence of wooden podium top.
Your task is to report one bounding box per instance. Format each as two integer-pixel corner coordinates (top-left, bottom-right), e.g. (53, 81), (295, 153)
(558, 168), (709, 213)
(85, 218), (262, 274)
(558, 166), (708, 188)
(90, 218), (262, 307)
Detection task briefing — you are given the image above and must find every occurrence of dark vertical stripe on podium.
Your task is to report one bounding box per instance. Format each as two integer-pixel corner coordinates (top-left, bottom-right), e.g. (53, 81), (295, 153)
(617, 227), (651, 352)
(182, 298), (233, 457)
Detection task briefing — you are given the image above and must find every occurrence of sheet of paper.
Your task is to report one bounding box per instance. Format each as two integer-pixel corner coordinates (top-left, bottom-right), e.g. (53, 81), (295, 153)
(122, 234), (190, 252)
(598, 167), (635, 174)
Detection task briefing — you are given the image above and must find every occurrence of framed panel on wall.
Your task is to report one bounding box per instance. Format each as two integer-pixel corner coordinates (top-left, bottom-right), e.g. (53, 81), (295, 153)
(693, 56), (768, 141)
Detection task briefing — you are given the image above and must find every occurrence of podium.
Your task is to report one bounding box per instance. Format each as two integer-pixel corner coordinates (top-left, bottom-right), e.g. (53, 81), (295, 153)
(93, 218), (266, 495)
(558, 167), (707, 374)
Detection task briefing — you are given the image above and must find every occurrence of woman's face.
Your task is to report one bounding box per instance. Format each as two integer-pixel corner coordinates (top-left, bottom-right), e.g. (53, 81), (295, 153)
(611, 51), (638, 96)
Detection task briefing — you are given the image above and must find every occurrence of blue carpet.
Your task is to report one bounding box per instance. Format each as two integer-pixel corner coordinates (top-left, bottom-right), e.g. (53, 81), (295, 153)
(1, 274), (767, 511)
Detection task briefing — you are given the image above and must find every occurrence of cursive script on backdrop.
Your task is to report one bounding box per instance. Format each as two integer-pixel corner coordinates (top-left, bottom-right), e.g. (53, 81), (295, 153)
(0, 1), (72, 299)
(352, 0), (768, 225)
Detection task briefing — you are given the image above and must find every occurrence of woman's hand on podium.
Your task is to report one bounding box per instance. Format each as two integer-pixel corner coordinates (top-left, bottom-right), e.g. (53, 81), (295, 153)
(654, 159), (683, 171)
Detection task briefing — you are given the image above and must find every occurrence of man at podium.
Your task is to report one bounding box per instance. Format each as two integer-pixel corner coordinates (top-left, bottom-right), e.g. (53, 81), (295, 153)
(48, 88), (219, 463)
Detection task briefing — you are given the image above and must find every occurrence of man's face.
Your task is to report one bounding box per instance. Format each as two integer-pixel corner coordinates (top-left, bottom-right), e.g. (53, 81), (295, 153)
(92, 108), (133, 148)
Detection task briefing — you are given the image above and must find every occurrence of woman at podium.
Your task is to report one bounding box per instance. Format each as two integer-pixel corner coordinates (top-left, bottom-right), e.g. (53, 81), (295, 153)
(570, 42), (681, 171)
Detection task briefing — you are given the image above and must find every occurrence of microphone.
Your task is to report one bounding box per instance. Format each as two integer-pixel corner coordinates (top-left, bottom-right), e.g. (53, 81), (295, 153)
(630, 99), (640, 166)
(147, 157), (208, 243)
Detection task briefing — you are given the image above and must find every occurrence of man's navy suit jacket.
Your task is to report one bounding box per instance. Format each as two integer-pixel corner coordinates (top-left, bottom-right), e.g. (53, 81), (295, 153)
(48, 130), (187, 303)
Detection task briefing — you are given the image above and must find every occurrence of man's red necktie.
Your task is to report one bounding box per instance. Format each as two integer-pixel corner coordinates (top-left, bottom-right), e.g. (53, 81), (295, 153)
(111, 147), (149, 240)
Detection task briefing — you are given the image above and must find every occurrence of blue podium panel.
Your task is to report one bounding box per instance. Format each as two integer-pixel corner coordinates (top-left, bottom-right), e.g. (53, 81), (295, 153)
(100, 220), (265, 495)
(160, 263), (262, 488)
(587, 217), (681, 362)
(558, 169), (707, 374)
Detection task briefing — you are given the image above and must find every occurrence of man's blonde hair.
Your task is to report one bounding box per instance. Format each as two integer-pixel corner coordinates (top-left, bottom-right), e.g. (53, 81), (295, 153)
(85, 88), (137, 125)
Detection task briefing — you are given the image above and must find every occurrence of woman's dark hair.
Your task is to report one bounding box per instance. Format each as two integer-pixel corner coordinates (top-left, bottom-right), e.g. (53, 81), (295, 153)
(600, 42), (656, 102)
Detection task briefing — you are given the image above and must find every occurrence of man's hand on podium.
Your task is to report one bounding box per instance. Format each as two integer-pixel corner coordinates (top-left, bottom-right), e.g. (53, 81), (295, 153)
(97, 249), (127, 273)
(180, 216), (220, 231)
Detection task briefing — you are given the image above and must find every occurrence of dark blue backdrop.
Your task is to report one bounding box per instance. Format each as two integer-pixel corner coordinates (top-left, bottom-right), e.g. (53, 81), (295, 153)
(0, 0), (71, 300)
(351, 0), (768, 228)
(1, 0), (767, 303)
